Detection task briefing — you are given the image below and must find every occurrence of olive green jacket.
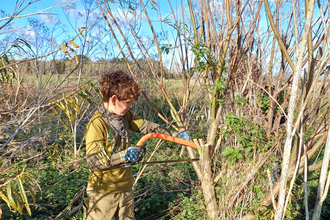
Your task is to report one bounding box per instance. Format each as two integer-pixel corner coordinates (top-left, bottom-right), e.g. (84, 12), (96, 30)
(85, 110), (171, 193)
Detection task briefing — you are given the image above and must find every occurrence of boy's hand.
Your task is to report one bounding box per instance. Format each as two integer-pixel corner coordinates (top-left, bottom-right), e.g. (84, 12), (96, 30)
(120, 146), (145, 163)
(174, 131), (192, 141)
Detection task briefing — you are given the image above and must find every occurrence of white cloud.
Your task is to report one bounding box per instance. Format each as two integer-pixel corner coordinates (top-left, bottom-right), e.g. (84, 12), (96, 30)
(39, 13), (53, 23)
(113, 7), (144, 25)
(209, 0), (222, 12)
(25, 29), (37, 38)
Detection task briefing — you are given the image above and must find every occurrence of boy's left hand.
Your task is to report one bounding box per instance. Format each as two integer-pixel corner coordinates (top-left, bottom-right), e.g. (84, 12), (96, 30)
(174, 131), (192, 141)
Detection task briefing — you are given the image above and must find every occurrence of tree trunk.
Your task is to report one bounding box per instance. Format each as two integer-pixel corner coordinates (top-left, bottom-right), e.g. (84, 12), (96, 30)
(271, 0), (315, 218)
(195, 140), (219, 219)
(312, 126), (330, 219)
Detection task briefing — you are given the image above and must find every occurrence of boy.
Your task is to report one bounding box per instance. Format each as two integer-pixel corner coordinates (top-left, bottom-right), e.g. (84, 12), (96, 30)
(83, 70), (189, 220)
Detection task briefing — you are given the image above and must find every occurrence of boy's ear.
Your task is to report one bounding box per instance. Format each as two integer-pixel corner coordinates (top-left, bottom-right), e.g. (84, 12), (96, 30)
(109, 95), (117, 106)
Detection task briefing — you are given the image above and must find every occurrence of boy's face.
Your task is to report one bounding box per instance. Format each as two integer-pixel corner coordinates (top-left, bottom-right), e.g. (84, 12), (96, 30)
(106, 95), (133, 116)
(114, 99), (133, 116)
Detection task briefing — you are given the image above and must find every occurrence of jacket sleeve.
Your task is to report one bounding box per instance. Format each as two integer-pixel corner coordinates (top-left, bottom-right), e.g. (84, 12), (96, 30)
(136, 120), (173, 136)
(86, 151), (125, 171)
(85, 117), (125, 171)
(125, 110), (173, 136)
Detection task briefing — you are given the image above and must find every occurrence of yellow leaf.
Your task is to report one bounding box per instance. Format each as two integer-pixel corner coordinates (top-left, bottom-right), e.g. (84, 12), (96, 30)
(151, 0), (158, 7)
(70, 97), (82, 116)
(61, 42), (67, 53)
(59, 135), (68, 140)
(48, 150), (55, 169)
(69, 40), (79, 48)
(57, 101), (71, 122)
(64, 98), (74, 122)
(0, 191), (11, 208)
(78, 28), (87, 40)
(50, 106), (67, 128)
(56, 102), (65, 111)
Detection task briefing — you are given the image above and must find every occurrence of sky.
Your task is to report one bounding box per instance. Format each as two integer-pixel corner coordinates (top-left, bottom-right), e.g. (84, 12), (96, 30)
(0, 0), (183, 56)
(1, 1), (104, 53)
(0, 0), (200, 73)
(0, 0), (327, 75)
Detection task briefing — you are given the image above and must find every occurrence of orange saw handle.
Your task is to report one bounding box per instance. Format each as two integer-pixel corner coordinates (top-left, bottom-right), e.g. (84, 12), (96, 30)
(136, 133), (197, 149)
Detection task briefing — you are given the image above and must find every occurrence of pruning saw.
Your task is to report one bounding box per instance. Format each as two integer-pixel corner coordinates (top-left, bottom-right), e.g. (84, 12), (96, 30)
(121, 133), (198, 167)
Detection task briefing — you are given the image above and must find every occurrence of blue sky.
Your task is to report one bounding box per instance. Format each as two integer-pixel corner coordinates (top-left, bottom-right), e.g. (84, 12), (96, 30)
(0, 0), (188, 62)
(1, 1), (99, 47)
(0, 0), (326, 74)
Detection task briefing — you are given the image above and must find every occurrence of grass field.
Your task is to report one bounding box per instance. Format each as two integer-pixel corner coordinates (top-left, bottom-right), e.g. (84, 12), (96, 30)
(23, 75), (97, 85)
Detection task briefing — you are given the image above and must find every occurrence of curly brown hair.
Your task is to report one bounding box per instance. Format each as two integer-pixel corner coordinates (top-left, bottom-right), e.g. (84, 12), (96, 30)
(99, 70), (140, 102)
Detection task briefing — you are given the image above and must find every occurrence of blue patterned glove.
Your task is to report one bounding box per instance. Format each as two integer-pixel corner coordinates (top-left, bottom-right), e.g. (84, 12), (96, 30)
(124, 146), (142, 163)
(174, 131), (192, 141)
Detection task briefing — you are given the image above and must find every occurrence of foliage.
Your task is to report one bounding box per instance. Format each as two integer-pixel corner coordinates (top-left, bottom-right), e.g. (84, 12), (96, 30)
(160, 44), (172, 55)
(258, 92), (270, 114)
(221, 146), (244, 165)
(175, 191), (205, 220)
(1, 0), (330, 219)
(0, 54), (17, 85)
(191, 42), (218, 73)
(210, 79), (226, 95)
(0, 174), (36, 217)
(0, 38), (32, 85)
(2, 159), (89, 220)
(221, 111), (268, 164)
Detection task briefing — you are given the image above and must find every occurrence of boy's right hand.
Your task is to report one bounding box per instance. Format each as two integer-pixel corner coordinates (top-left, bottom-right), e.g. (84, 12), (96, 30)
(120, 146), (145, 163)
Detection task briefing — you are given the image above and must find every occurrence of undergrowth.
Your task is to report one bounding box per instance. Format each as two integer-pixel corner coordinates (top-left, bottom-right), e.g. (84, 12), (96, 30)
(2, 80), (330, 220)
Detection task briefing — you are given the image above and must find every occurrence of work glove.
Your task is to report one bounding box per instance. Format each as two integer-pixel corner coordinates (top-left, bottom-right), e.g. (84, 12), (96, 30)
(87, 145), (146, 170)
(119, 146), (145, 163)
(174, 131), (192, 141)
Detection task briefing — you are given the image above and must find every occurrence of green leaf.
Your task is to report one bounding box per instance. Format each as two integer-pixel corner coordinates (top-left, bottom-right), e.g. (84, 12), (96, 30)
(84, 89), (100, 106)
(210, 87), (216, 94)
(228, 155), (236, 165)
(48, 150), (55, 168)
(237, 153), (244, 160)
(3, 54), (10, 64)
(245, 147), (253, 153)
(221, 146), (234, 156)
(78, 91), (93, 105)
(234, 148), (241, 154)
(216, 99), (224, 105)
(271, 157), (279, 162)
(16, 199), (23, 215)
(17, 177), (31, 216)
(24, 185), (36, 205)
(17, 38), (32, 50)
(88, 81), (103, 101)
(7, 181), (17, 210)
(160, 44), (171, 55)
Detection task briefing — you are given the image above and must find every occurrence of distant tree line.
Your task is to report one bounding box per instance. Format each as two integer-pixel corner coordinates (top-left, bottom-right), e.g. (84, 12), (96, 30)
(17, 56), (175, 79)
